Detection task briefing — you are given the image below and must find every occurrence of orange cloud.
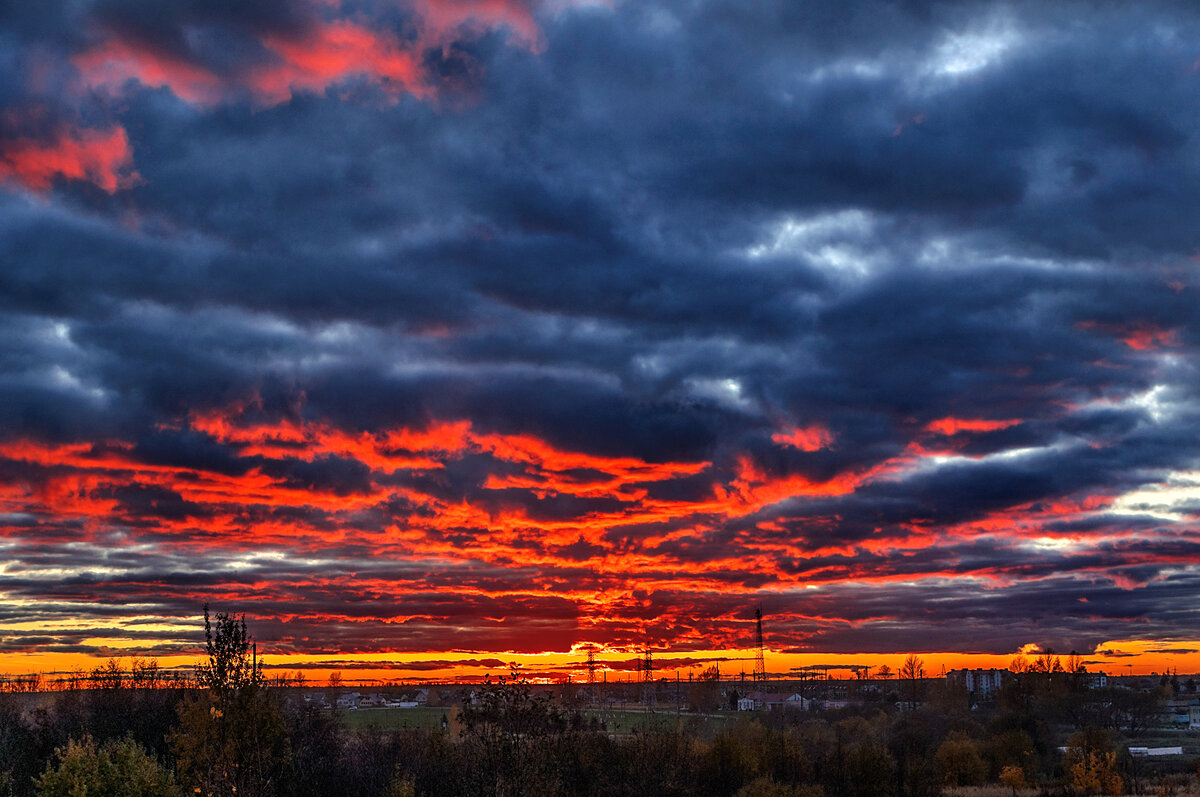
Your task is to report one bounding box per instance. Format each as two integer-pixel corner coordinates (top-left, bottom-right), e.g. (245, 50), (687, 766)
(0, 124), (137, 193)
(925, 417), (1020, 435)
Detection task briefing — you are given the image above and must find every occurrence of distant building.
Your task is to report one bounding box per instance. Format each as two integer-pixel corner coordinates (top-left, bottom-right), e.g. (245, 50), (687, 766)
(947, 668), (1004, 697)
(761, 693), (811, 711)
(1164, 698), (1198, 727)
(1128, 747), (1183, 757)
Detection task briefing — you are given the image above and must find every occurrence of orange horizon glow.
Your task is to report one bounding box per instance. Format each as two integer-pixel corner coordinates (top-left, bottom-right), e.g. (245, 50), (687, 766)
(6, 641), (1199, 687)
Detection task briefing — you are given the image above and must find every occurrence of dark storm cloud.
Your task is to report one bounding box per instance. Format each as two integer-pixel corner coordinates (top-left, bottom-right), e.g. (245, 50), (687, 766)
(2, 0), (1200, 663)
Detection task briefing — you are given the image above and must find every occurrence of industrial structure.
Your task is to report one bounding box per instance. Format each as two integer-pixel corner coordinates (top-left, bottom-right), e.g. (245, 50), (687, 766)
(641, 644), (654, 705)
(753, 606), (766, 682)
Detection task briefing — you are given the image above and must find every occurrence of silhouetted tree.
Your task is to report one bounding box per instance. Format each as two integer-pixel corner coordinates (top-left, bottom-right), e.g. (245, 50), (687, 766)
(457, 669), (567, 794)
(1111, 685), (1166, 737)
(195, 603), (263, 693)
(0, 697), (42, 797)
(899, 654), (925, 709)
(689, 664), (722, 713)
(283, 700), (347, 797)
(1031, 650), (1062, 676)
(890, 710), (939, 797)
(82, 657), (181, 759)
(170, 604), (290, 797)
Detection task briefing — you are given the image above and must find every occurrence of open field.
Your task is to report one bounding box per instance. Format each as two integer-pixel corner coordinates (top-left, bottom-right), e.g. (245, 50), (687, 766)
(582, 707), (742, 735)
(341, 706), (450, 729)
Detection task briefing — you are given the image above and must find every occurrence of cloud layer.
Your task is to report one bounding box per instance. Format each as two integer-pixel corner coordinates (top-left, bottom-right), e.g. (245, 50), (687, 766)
(2, 0), (1200, 671)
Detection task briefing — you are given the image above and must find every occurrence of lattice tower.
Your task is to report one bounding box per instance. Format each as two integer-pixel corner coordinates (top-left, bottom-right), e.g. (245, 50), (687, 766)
(642, 645), (653, 706)
(753, 606), (766, 682)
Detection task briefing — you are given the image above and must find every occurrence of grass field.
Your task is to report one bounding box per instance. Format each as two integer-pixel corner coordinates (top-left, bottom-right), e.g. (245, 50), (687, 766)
(341, 706), (450, 729)
(583, 708), (741, 735)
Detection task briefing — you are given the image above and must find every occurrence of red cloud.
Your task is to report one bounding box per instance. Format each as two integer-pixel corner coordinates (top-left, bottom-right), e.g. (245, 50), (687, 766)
(4, 402), (1179, 669)
(73, 2), (559, 109)
(74, 22), (424, 108)
(253, 22), (426, 105)
(55, 1), (589, 192)
(924, 417), (1020, 436)
(0, 124), (138, 193)
(1077, 320), (1179, 352)
(72, 40), (226, 106)
(772, 424), (834, 451)
(1120, 327), (1178, 351)
(416, 0), (542, 50)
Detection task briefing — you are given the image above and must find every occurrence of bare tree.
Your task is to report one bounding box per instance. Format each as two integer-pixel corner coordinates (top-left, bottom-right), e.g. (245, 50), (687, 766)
(899, 654), (925, 681)
(899, 654), (925, 708)
(1032, 649), (1063, 675)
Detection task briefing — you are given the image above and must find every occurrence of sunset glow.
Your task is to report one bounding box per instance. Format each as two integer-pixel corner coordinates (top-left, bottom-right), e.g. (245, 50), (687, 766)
(3, 0), (1200, 684)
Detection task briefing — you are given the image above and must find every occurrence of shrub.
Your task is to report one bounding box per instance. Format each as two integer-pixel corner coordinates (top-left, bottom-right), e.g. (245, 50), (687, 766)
(1000, 764), (1027, 796)
(935, 733), (987, 787)
(34, 735), (180, 797)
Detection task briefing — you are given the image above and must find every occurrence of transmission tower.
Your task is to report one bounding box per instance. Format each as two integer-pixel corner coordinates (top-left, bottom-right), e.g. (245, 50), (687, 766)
(586, 647), (596, 685)
(642, 645), (653, 706)
(753, 606), (766, 682)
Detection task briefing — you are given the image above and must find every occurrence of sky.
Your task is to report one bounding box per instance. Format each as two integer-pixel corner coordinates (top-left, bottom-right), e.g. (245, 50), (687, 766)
(2, 0), (1200, 683)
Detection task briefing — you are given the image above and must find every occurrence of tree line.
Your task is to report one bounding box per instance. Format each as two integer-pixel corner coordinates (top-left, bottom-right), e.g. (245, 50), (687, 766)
(0, 608), (1191, 797)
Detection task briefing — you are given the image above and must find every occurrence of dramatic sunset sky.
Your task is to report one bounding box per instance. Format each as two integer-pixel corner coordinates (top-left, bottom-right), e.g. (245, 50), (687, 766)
(2, 0), (1200, 683)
